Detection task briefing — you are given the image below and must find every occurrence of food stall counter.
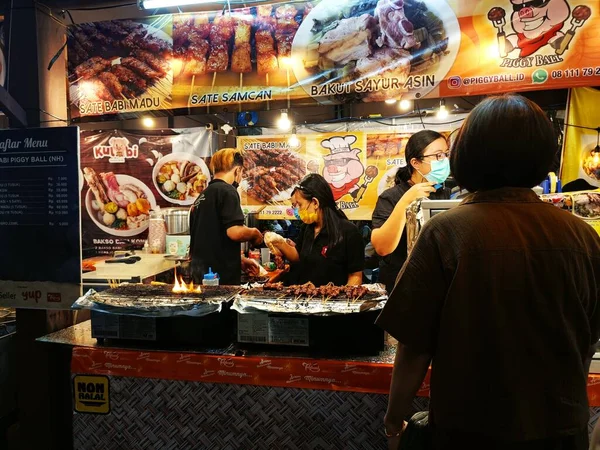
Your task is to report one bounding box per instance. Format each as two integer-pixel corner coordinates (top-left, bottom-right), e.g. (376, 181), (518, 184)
(40, 321), (600, 450)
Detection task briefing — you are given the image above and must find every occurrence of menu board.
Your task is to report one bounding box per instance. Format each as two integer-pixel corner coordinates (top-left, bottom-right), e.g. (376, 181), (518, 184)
(0, 127), (81, 309)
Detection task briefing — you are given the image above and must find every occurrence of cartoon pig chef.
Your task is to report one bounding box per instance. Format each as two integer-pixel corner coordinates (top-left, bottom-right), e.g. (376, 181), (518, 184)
(505, 0), (570, 57)
(321, 136), (365, 201)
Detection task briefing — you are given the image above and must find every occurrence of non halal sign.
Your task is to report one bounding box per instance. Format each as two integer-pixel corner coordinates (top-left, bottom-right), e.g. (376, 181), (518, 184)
(73, 375), (110, 414)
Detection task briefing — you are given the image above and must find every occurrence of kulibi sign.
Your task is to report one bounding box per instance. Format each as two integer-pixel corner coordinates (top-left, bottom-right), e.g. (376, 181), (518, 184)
(66, 0), (600, 119)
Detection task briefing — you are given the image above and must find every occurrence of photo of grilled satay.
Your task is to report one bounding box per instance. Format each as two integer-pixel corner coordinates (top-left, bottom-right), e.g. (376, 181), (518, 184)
(242, 148), (306, 203)
(67, 18), (172, 113)
(231, 13), (252, 74)
(97, 71), (125, 98)
(121, 56), (163, 80)
(254, 5), (279, 75)
(275, 5), (299, 66)
(207, 12), (234, 73)
(111, 65), (147, 94)
(73, 56), (111, 80)
(133, 49), (168, 75)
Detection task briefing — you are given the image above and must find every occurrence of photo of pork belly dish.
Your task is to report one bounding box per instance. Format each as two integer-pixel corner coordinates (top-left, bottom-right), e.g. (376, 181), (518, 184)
(67, 18), (172, 108)
(300, 0), (451, 103)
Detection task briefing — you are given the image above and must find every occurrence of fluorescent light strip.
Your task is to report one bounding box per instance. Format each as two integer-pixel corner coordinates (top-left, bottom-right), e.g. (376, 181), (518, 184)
(140, 0), (214, 9)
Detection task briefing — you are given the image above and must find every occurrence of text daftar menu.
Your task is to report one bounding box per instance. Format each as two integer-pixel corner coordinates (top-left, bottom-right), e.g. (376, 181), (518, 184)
(0, 126), (81, 308)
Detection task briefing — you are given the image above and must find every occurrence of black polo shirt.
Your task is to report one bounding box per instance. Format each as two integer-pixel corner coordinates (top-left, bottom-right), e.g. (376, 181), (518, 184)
(189, 179), (244, 285)
(286, 220), (364, 287)
(372, 180), (449, 292)
(376, 187), (600, 441)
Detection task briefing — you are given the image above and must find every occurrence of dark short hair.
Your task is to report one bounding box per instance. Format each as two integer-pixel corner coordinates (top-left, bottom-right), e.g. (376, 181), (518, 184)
(450, 94), (556, 192)
(395, 130), (444, 185)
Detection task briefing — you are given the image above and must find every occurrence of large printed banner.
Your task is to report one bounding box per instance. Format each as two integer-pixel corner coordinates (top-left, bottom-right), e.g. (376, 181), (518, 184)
(67, 0), (600, 119)
(558, 86), (600, 236)
(80, 129), (213, 254)
(561, 87), (600, 186)
(238, 131), (450, 220)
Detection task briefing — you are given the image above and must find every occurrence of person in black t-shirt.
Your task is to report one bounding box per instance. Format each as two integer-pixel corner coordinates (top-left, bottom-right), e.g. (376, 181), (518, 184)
(371, 130), (451, 293)
(269, 174), (364, 287)
(189, 148), (263, 285)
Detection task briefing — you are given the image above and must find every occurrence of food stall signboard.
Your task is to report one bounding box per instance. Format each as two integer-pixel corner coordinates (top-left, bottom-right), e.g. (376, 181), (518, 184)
(80, 129), (213, 255)
(67, 0), (599, 119)
(238, 130), (452, 220)
(0, 127), (81, 309)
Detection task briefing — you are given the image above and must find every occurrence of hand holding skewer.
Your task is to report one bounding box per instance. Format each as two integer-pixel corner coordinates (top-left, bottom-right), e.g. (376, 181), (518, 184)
(556, 5), (591, 56)
(487, 7), (508, 58)
(352, 165), (379, 203)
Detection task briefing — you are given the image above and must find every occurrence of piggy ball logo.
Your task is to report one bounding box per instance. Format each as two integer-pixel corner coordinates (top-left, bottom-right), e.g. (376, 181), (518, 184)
(321, 136), (365, 201)
(488, 1), (591, 63)
(320, 135), (379, 208)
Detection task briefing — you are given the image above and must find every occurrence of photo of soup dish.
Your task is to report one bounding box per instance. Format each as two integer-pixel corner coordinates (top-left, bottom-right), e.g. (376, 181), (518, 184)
(582, 148), (600, 181)
(573, 192), (600, 219)
(153, 153), (210, 205)
(83, 168), (156, 236)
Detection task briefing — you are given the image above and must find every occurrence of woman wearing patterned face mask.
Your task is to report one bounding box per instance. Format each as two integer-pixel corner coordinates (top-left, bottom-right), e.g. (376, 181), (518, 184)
(371, 130), (451, 293)
(269, 173), (364, 287)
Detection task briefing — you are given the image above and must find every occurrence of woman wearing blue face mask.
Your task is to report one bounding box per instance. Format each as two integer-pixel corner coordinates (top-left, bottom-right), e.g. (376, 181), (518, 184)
(269, 173), (364, 287)
(371, 130), (451, 293)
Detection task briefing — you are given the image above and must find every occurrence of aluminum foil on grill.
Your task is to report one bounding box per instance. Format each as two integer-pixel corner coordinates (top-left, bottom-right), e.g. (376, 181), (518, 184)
(232, 284), (387, 316)
(72, 284), (242, 317)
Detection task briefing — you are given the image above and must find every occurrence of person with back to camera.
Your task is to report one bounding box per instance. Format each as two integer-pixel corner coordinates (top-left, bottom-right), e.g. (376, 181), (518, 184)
(378, 94), (600, 450)
(371, 130), (451, 293)
(267, 173), (364, 287)
(188, 148), (263, 285)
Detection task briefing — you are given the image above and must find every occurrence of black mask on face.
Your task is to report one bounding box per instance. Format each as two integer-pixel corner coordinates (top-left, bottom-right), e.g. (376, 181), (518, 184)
(232, 168), (241, 189)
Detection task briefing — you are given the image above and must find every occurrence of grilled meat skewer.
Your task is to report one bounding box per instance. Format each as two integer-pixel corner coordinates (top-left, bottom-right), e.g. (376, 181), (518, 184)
(121, 57), (163, 80)
(74, 56), (111, 80)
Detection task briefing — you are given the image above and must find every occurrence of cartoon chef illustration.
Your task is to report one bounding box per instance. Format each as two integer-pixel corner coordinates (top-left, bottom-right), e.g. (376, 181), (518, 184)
(488, 0), (591, 58)
(321, 136), (365, 201)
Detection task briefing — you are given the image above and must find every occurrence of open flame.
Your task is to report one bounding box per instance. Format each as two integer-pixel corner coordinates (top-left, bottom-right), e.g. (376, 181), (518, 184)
(172, 268), (202, 294)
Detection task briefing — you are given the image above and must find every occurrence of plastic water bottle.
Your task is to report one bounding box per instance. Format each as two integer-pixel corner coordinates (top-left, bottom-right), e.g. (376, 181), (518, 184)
(202, 268), (219, 286)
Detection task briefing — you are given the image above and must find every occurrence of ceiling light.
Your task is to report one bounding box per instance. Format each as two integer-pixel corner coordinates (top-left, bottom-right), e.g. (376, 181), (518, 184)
(142, 117), (155, 128)
(399, 99), (412, 111)
(277, 111), (292, 131)
(139, 0), (213, 9)
(385, 99), (397, 105)
(288, 128), (300, 149)
(436, 100), (448, 120)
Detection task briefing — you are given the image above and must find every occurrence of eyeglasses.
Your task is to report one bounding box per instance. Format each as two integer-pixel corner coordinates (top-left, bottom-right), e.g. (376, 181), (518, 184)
(291, 184), (312, 197)
(512, 0), (550, 12)
(421, 151), (450, 161)
(324, 158), (352, 166)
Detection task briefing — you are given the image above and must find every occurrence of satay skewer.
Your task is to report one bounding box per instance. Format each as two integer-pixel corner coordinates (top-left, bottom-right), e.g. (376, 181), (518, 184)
(207, 72), (217, 113)
(265, 73), (270, 110)
(239, 73), (243, 112)
(190, 74), (196, 103)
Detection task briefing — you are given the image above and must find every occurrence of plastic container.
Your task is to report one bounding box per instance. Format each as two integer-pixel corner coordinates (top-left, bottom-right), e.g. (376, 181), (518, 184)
(248, 249), (261, 263)
(148, 210), (166, 254)
(202, 268), (219, 286)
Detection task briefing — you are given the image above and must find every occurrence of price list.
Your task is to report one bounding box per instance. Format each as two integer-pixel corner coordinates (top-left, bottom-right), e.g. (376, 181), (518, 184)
(0, 176), (72, 227)
(0, 126), (81, 309)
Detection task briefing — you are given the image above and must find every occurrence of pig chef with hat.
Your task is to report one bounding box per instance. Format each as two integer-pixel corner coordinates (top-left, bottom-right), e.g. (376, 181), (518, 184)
(321, 135), (365, 201)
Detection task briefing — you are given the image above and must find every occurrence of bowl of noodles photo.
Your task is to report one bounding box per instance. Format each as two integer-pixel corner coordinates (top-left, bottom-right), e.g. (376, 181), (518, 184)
(153, 153), (210, 206)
